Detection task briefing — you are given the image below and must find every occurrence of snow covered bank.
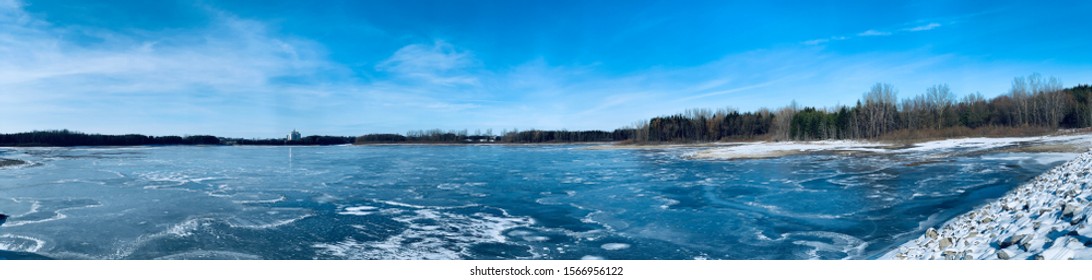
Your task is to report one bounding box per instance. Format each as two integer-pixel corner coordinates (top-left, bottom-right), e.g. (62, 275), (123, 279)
(883, 150), (1092, 260)
(685, 140), (889, 159)
(685, 133), (1092, 160)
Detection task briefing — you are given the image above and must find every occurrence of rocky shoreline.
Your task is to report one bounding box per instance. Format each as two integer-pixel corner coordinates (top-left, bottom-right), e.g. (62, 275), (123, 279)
(883, 150), (1092, 260)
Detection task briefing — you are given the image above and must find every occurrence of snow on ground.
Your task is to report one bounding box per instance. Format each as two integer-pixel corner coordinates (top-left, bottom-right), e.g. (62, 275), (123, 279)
(882, 150), (1092, 260)
(685, 133), (1092, 160)
(903, 134), (1092, 154)
(685, 140), (890, 160)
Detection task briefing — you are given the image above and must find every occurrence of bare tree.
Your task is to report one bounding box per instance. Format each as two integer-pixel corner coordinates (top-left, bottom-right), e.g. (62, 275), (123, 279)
(1011, 76), (1029, 125)
(773, 101), (798, 140)
(861, 83), (898, 138)
(925, 84), (955, 129)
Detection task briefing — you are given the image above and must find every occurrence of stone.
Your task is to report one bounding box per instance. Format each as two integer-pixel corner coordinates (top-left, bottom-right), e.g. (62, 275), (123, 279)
(942, 250), (962, 260)
(1070, 214), (1084, 226)
(998, 234), (1026, 249)
(997, 250), (1011, 260)
(939, 237), (953, 250)
(1062, 204), (1077, 218)
(980, 217), (994, 224)
(926, 228), (939, 239)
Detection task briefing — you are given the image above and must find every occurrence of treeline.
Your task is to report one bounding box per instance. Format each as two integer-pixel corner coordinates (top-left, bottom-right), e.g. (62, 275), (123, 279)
(500, 129), (630, 143)
(0, 130), (354, 147)
(627, 74), (1092, 143)
(8, 74), (1089, 147)
(223, 136), (354, 145)
(354, 129), (499, 144)
(639, 108), (775, 142)
(0, 130), (220, 146)
(354, 128), (628, 144)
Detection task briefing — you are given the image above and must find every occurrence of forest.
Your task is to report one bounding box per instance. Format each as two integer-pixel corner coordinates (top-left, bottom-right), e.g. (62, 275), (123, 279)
(627, 74), (1092, 143)
(0, 130), (353, 147)
(0, 130), (221, 146)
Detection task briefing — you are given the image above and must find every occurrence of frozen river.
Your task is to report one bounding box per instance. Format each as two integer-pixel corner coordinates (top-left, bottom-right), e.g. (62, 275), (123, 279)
(0, 145), (1070, 259)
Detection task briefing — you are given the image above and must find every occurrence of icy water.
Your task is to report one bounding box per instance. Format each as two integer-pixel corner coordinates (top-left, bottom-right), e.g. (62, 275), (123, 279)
(0, 145), (1070, 259)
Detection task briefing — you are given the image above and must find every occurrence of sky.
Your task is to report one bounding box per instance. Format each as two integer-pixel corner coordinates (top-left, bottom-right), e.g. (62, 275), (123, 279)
(2, 0), (1091, 137)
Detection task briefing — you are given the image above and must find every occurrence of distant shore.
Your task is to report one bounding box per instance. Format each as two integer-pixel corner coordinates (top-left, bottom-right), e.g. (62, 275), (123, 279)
(582, 132), (1092, 161)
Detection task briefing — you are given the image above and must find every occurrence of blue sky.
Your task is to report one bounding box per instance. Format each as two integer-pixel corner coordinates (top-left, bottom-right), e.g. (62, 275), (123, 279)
(2, 0), (1090, 137)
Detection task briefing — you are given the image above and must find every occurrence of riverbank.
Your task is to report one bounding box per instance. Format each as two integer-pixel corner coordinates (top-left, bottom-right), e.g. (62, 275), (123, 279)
(882, 150), (1092, 260)
(679, 133), (1092, 160)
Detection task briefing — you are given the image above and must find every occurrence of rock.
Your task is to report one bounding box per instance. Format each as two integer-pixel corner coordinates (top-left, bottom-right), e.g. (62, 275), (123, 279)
(926, 228), (939, 239)
(1062, 204), (1077, 218)
(939, 237), (953, 250)
(942, 250), (963, 260)
(998, 234), (1027, 249)
(1071, 215), (1085, 226)
(1022, 237), (1045, 252)
(980, 217), (994, 224)
(0, 213), (8, 226)
(997, 250), (1011, 260)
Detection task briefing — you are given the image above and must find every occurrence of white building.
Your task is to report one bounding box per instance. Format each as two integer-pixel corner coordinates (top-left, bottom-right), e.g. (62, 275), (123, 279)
(287, 129), (301, 141)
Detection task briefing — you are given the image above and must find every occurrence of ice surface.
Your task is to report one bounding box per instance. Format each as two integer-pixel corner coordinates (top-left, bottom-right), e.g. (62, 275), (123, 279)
(1, 144), (1083, 259)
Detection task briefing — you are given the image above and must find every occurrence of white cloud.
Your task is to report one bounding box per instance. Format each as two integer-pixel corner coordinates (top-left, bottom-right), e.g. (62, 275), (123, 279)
(376, 40), (480, 86)
(907, 22), (942, 32)
(804, 21), (942, 45)
(857, 29), (891, 37)
(0, 3), (377, 136)
(803, 38), (829, 45)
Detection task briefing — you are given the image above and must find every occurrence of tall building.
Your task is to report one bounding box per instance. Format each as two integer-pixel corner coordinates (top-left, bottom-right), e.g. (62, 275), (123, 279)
(287, 129), (301, 141)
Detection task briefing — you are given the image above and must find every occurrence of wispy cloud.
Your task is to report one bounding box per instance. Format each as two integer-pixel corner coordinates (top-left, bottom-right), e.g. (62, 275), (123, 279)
(376, 40), (480, 86)
(907, 22), (942, 32)
(803, 36), (847, 45)
(803, 21), (942, 45)
(0, 2), (412, 136)
(857, 29), (892, 37)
